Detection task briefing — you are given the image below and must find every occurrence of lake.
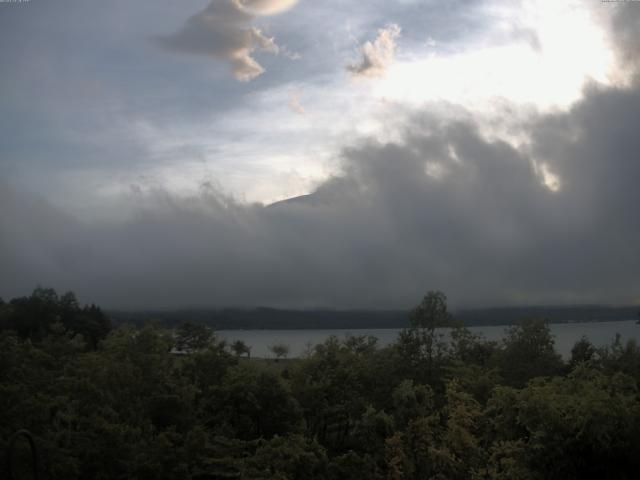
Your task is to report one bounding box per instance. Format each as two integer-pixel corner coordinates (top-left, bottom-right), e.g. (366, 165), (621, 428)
(219, 320), (640, 359)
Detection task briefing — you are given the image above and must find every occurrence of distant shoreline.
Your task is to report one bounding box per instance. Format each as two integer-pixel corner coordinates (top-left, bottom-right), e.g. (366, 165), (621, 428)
(109, 305), (639, 330)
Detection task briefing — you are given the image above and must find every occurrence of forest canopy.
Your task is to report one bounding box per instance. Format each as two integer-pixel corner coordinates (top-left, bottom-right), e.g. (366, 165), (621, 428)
(2, 289), (640, 479)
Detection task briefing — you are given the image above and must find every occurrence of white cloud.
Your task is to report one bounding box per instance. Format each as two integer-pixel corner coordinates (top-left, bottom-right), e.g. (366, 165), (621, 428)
(159, 0), (298, 81)
(348, 24), (401, 77)
(234, 0), (299, 15)
(289, 91), (305, 115)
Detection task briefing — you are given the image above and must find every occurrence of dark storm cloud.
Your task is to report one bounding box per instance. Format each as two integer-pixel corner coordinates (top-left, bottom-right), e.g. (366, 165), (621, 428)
(2, 73), (640, 309)
(0, 182), (87, 296)
(609, 2), (640, 73)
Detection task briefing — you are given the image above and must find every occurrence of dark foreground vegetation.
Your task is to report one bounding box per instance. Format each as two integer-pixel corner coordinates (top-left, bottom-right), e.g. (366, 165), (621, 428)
(2, 289), (640, 479)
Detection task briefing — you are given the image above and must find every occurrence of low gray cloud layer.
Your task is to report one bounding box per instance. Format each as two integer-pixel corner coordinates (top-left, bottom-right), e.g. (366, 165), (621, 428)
(609, 2), (640, 73)
(1, 1), (639, 310)
(2, 72), (640, 309)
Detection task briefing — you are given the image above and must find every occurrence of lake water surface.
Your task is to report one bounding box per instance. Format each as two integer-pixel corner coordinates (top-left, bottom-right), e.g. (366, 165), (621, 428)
(219, 320), (640, 359)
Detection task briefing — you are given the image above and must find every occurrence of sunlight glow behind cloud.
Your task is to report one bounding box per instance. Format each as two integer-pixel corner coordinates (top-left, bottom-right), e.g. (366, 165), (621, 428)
(147, 0), (621, 208)
(374, 0), (614, 112)
(234, 0), (299, 16)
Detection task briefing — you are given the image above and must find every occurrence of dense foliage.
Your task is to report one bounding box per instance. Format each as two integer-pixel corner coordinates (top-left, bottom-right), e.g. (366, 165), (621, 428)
(2, 290), (640, 479)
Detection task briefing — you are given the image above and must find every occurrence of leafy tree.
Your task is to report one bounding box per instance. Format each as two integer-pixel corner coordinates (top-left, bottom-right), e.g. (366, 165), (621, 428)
(569, 335), (597, 368)
(32, 286), (59, 304)
(290, 335), (385, 452)
(409, 290), (452, 330)
(269, 343), (291, 361)
(391, 413), (445, 479)
(6, 288), (60, 341)
(243, 434), (329, 479)
(206, 365), (303, 440)
(449, 325), (498, 367)
(498, 318), (563, 387)
(178, 342), (237, 402)
(352, 406), (394, 456)
(595, 335), (640, 382)
(174, 321), (213, 352)
(343, 334), (378, 355)
(231, 339), (251, 358)
(40, 321), (86, 359)
(391, 380), (434, 428)
(473, 440), (534, 480)
(0, 287), (110, 349)
(397, 290), (453, 384)
(328, 450), (383, 480)
(441, 380), (483, 479)
(486, 366), (640, 479)
(386, 432), (409, 480)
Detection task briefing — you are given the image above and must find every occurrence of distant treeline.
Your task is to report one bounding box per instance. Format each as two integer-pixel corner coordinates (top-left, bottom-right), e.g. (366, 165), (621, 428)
(456, 305), (639, 326)
(108, 305), (640, 330)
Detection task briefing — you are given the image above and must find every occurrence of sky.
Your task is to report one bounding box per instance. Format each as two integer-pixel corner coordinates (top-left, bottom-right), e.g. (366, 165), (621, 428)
(1, 0), (639, 310)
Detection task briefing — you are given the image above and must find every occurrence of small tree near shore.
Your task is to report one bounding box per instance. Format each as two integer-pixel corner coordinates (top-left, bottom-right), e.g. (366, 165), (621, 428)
(269, 343), (290, 361)
(231, 339), (252, 359)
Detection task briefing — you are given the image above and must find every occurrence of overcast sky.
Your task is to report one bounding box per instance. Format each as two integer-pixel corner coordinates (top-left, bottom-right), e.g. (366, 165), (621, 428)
(1, 0), (639, 309)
